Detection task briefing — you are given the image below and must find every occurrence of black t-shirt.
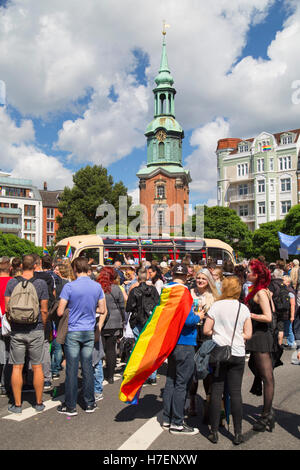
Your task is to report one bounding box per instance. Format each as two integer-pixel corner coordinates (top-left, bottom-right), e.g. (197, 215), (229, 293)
(34, 271), (55, 308)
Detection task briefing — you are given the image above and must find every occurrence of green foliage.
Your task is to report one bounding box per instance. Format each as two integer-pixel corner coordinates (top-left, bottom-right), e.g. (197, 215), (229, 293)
(188, 206), (253, 258)
(281, 204), (300, 235)
(0, 233), (43, 258)
(251, 220), (283, 262)
(56, 165), (131, 241)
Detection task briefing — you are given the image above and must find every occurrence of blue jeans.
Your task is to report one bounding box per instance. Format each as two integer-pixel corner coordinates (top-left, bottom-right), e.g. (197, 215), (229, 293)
(94, 360), (104, 394)
(284, 320), (295, 346)
(51, 338), (63, 374)
(163, 344), (195, 426)
(132, 324), (157, 381)
(64, 331), (95, 409)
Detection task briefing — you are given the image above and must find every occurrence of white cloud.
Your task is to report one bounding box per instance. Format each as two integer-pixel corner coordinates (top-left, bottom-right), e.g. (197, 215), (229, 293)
(128, 186), (140, 206)
(2, 0), (300, 205)
(185, 117), (230, 200)
(0, 108), (73, 190)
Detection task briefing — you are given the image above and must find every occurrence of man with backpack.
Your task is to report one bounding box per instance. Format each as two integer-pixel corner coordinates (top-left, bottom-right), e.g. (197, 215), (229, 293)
(4, 254), (49, 414)
(269, 269), (291, 347)
(126, 268), (160, 384)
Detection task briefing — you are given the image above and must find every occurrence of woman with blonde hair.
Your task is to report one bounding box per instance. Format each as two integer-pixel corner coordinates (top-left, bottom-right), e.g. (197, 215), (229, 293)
(290, 259), (299, 291)
(203, 276), (252, 445)
(187, 268), (219, 417)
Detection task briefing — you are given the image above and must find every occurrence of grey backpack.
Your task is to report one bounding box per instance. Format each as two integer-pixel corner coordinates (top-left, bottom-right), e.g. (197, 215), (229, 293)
(8, 277), (40, 324)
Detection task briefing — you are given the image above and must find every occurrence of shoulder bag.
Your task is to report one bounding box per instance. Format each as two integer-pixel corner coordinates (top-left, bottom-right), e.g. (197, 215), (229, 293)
(209, 302), (241, 368)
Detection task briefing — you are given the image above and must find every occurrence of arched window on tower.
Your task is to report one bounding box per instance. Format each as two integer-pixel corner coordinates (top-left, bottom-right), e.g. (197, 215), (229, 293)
(159, 142), (165, 159)
(157, 185), (166, 199)
(160, 94), (166, 114)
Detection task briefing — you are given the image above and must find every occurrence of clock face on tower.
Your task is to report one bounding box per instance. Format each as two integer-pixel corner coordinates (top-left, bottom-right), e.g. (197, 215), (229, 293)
(156, 130), (167, 142)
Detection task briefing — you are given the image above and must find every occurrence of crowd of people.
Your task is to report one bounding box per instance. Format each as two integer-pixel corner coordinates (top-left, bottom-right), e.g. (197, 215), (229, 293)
(0, 252), (299, 445)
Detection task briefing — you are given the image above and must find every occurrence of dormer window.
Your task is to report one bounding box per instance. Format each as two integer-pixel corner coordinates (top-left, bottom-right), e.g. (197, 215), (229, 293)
(239, 142), (249, 153)
(281, 134), (293, 145)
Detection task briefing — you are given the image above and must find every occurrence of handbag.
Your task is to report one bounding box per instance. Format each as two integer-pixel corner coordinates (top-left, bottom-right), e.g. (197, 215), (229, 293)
(209, 302), (241, 368)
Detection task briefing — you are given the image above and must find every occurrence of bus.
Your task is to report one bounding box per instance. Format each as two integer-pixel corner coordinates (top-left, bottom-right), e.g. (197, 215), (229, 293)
(54, 235), (236, 268)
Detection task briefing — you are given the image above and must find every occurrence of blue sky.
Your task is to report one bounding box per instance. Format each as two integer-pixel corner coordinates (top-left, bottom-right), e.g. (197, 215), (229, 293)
(0, 0), (299, 207)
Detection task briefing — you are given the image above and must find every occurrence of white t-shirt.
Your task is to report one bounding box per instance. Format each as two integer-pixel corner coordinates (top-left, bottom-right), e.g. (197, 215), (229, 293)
(207, 299), (251, 357)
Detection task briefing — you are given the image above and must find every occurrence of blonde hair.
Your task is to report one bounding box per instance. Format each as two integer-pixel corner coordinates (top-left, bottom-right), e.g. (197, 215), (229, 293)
(218, 276), (241, 300)
(58, 260), (75, 281)
(194, 268), (219, 309)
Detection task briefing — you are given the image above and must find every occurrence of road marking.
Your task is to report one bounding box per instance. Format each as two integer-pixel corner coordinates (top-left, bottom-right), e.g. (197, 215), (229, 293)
(2, 373), (123, 422)
(118, 411), (164, 450)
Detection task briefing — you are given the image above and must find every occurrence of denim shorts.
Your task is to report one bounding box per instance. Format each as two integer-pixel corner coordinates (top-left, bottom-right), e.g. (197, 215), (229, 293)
(9, 330), (44, 365)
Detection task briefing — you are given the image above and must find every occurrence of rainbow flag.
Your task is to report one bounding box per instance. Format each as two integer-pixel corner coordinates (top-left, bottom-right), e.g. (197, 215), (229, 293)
(65, 242), (72, 259)
(43, 246), (49, 255)
(119, 283), (193, 404)
(262, 145), (271, 151)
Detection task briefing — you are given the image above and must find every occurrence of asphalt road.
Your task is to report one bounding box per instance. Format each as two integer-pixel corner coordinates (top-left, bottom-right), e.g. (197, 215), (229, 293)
(0, 349), (299, 455)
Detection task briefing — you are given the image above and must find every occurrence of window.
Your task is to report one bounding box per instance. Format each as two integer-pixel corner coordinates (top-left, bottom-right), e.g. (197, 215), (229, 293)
(281, 200), (291, 214)
(157, 210), (165, 227)
(239, 143), (249, 153)
(237, 163), (248, 177)
(270, 179), (275, 192)
(258, 179), (265, 193)
(270, 201), (275, 215)
(258, 202), (266, 215)
(24, 205), (35, 216)
(24, 219), (36, 231)
(279, 156), (291, 170)
(239, 184), (248, 196)
(156, 185), (166, 199)
(257, 158), (265, 172)
(24, 233), (35, 243)
(158, 142), (165, 159)
(46, 235), (55, 246)
(281, 135), (293, 145)
(281, 178), (291, 192)
(239, 205), (248, 217)
(4, 186), (26, 198)
(269, 158), (274, 171)
(0, 217), (19, 225)
(47, 221), (54, 233)
(47, 208), (54, 219)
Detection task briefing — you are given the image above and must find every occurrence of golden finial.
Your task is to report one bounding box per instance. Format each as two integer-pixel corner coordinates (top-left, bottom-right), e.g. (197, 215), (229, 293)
(162, 20), (170, 36)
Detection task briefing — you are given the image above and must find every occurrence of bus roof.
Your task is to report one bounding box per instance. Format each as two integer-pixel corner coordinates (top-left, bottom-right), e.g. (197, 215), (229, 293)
(55, 234), (104, 248)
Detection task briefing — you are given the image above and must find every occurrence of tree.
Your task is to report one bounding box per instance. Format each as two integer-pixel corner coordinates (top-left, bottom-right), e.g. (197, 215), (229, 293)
(251, 220), (283, 262)
(0, 233), (42, 258)
(188, 206), (253, 259)
(56, 165), (131, 241)
(281, 204), (300, 235)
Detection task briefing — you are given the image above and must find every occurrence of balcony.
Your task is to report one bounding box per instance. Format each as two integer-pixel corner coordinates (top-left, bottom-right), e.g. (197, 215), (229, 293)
(0, 223), (22, 233)
(0, 207), (22, 216)
(229, 192), (254, 203)
(240, 215), (255, 222)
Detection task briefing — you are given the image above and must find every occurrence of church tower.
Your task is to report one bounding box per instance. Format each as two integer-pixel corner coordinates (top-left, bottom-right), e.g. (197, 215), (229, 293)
(137, 30), (191, 235)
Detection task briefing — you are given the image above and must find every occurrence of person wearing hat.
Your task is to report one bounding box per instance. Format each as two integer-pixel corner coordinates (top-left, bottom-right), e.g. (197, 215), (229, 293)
(162, 264), (202, 435)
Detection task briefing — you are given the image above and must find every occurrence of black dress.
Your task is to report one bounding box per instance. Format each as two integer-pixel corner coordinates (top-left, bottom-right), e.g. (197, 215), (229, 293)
(246, 297), (274, 353)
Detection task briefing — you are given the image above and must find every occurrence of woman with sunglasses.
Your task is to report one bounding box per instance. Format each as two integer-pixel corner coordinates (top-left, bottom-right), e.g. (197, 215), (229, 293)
(187, 268), (219, 418)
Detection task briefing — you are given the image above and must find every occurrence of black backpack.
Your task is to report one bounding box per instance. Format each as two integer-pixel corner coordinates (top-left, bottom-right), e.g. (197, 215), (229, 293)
(269, 279), (290, 315)
(129, 283), (160, 329)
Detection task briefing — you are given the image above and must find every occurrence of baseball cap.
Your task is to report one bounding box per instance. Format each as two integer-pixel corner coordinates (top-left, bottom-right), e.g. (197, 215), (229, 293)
(172, 263), (188, 276)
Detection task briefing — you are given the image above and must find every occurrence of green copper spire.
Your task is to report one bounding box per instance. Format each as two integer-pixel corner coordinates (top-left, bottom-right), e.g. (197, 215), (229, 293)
(154, 34), (174, 88)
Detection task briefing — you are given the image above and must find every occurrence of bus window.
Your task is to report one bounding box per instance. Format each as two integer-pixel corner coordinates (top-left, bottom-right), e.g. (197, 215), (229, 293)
(78, 247), (100, 266)
(103, 247), (139, 266)
(207, 248), (224, 265)
(223, 250), (231, 262)
(53, 245), (75, 263)
(141, 244), (174, 264)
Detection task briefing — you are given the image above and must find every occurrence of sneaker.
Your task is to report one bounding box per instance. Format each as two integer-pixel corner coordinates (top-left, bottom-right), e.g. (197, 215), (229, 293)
(52, 373), (60, 380)
(34, 403), (45, 413)
(0, 386), (8, 397)
(57, 403), (78, 416)
(95, 393), (104, 402)
(162, 422), (170, 430)
(85, 403), (97, 413)
(169, 423), (198, 435)
(43, 381), (52, 391)
(8, 404), (22, 414)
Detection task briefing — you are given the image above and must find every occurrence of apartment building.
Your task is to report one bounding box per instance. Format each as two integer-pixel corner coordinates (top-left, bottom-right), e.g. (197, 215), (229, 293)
(40, 182), (62, 247)
(216, 129), (300, 230)
(0, 171), (43, 245)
